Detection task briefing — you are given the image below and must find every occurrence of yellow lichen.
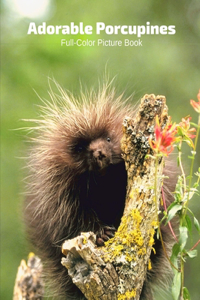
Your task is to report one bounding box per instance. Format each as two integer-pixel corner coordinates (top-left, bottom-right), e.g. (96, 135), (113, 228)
(129, 188), (139, 200)
(118, 289), (136, 300)
(148, 259), (152, 270)
(104, 209), (144, 262)
(131, 209), (142, 224)
(129, 189), (134, 200)
(148, 221), (157, 248)
(151, 247), (156, 254)
(151, 220), (159, 228)
(82, 237), (87, 245)
(28, 252), (35, 259)
(148, 228), (155, 247)
(112, 244), (124, 256)
(125, 251), (135, 262)
(137, 247), (146, 256)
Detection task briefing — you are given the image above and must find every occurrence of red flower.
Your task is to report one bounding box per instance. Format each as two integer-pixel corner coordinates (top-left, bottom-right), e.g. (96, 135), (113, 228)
(149, 116), (177, 156)
(190, 89), (200, 113)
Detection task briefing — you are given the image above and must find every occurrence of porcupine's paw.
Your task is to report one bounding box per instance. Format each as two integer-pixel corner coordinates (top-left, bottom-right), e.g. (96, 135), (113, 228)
(96, 226), (116, 246)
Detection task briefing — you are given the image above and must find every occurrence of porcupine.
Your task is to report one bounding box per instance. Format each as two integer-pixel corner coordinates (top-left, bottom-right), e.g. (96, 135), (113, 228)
(23, 81), (177, 299)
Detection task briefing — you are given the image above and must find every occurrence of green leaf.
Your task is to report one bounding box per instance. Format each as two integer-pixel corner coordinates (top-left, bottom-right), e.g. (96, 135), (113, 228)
(173, 191), (182, 203)
(167, 201), (179, 211)
(183, 136), (195, 148)
(186, 249), (197, 258)
(177, 126), (184, 136)
(171, 243), (180, 270)
(183, 287), (191, 300)
(193, 181), (199, 189)
(177, 155), (180, 167)
(190, 122), (199, 128)
(179, 226), (188, 251)
(188, 155), (195, 160)
(172, 271), (181, 300)
(167, 204), (182, 222)
(194, 217), (200, 234)
(183, 215), (192, 234)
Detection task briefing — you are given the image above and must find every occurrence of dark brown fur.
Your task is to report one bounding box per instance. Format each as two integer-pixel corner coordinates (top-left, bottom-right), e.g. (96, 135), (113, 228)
(24, 82), (177, 299)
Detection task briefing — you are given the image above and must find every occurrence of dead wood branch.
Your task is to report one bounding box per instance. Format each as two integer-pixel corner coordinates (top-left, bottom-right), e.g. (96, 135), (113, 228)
(13, 253), (44, 300)
(62, 94), (168, 300)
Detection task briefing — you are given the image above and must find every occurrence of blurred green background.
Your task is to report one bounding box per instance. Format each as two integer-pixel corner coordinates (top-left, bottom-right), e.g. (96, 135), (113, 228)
(1, 0), (200, 299)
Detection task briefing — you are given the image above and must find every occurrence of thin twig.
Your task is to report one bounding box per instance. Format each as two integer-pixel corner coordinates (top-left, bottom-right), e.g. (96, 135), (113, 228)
(161, 187), (178, 243)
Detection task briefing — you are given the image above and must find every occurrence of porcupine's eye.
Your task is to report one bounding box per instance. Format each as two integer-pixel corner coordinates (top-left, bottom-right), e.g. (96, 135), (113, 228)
(73, 139), (89, 153)
(107, 137), (111, 142)
(77, 145), (84, 152)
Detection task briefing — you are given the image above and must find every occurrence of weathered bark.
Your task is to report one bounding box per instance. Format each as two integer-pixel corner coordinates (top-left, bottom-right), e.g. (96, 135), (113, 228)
(13, 253), (44, 300)
(62, 94), (168, 300)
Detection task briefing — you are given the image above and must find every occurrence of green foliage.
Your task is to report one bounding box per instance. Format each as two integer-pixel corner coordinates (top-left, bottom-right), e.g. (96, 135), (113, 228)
(172, 271), (181, 300)
(183, 287), (191, 300)
(152, 99), (200, 299)
(167, 204), (182, 222)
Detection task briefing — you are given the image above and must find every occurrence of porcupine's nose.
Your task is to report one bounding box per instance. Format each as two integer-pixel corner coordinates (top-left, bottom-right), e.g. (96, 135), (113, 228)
(89, 139), (111, 170)
(94, 149), (106, 160)
(92, 148), (110, 170)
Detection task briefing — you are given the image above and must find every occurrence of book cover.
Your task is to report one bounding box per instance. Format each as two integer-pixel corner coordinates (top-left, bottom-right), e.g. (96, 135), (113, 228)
(1, 1), (200, 299)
